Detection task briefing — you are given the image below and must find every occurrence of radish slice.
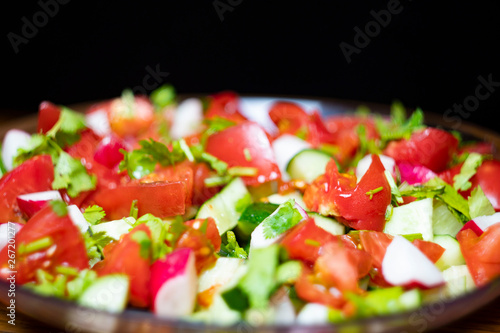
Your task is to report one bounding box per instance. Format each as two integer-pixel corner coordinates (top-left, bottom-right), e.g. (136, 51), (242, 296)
(382, 235), (444, 289)
(1, 129), (31, 171)
(85, 110), (111, 137)
(294, 201), (309, 221)
(356, 154), (396, 182)
(0, 222), (23, 251)
(150, 248), (197, 317)
(271, 134), (311, 181)
(94, 135), (128, 169)
(397, 161), (437, 185)
(460, 212), (500, 236)
(67, 205), (90, 233)
(169, 98), (203, 140)
(17, 190), (63, 218)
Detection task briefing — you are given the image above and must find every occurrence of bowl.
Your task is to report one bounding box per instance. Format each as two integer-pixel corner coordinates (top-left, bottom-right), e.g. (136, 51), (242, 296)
(1, 95), (500, 333)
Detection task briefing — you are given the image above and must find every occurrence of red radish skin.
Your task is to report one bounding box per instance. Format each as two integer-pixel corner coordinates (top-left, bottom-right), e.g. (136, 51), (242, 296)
(150, 248), (197, 317)
(93, 135), (128, 169)
(459, 213), (500, 236)
(16, 190), (63, 218)
(397, 161), (437, 185)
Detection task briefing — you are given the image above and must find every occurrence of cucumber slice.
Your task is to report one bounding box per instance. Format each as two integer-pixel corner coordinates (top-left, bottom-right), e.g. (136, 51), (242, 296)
(90, 217), (135, 241)
(198, 257), (246, 293)
(196, 177), (253, 235)
(266, 191), (307, 210)
(384, 198), (434, 241)
(286, 149), (332, 183)
(399, 289), (422, 310)
(237, 202), (279, 239)
(309, 213), (345, 235)
(432, 200), (463, 237)
(442, 265), (476, 297)
(77, 274), (129, 313)
(433, 235), (466, 271)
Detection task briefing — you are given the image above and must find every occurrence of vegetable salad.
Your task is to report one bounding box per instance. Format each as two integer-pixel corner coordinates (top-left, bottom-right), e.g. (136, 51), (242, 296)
(1, 87), (500, 326)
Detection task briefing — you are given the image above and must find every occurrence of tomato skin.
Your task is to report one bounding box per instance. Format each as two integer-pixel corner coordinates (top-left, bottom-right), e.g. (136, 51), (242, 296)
(184, 217), (221, 252)
(304, 155), (391, 231)
(205, 122), (281, 185)
(204, 91), (247, 123)
(87, 96), (154, 138)
(268, 102), (335, 147)
(0, 205), (88, 284)
(412, 239), (445, 263)
(324, 116), (380, 164)
(176, 221), (218, 273)
(384, 128), (458, 173)
(470, 160), (500, 211)
(457, 224), (500, 286)
(192, 163), (220, 205)
(0, 155), (54, 223)
(37, 101), (61, 133)
(280, 218), (339, 264)
(314, 241), (372, 293)
(90, 182), (186, 220)
(141, 162), (194, 208)
(294, 265), (346, 309)
(95, 224), (152, 308)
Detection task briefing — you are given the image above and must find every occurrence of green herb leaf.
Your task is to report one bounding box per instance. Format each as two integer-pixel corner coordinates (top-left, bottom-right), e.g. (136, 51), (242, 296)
(83, 205), (106, 225)
(46, 107), (87, 147)
(119, 138), (189, 179)
(130, 230), (152, 260)
(219, 231), (248, 259)
(261, 199), (303, 239)
(13, 134), (60, 167)
(453, 153), (485, 191)
(375, 103), (425, 145)
(52, 151), (97, 198)
(135, 214), (171, 261)
(50, 200), (68, 217)
(468, 186), (496, 219)
(150, 84), (176, 110)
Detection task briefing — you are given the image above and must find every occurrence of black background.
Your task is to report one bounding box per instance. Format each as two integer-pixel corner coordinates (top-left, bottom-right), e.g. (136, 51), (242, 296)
(2, 1), (499, 132)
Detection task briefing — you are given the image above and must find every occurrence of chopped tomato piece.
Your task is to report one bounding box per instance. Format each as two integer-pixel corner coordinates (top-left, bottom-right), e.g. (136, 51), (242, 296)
(314, 241), (372, 293)
(294, 265), (346, 309)
(184, 217), (221, 252)
(0, 204), (88, 284)
(280, 218), (338, 264)
(268, 102), (335, 147)
(37, 101), (61, 134)
(87, 95), (154, 138)
(204, 91), (247, 123)
(90, 181), (186, 220)
(176, 221), (218, 273)
(324, 115), (380, 164)
(95, 224), (152, 308)
(457, 224), (500, 286)
(0, 155), (54, 223)
(384, 128), (458, 173)
(140, 162), (194, 208)
(205, 122), (281, 185)
(304, 155), (391, 231)
(192, 163), (220, 205)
